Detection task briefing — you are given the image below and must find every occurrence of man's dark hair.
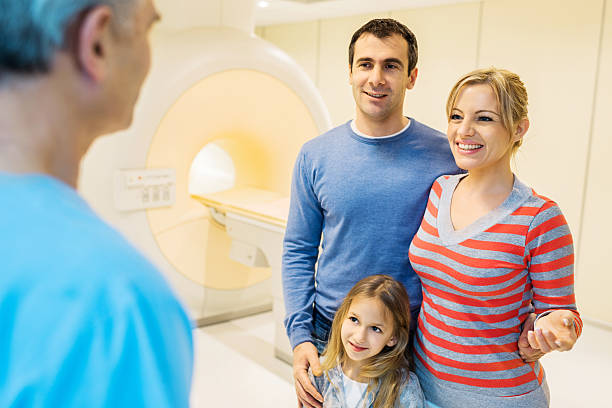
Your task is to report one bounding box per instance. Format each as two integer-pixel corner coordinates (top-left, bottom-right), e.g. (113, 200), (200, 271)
(348, 18), (418, 74)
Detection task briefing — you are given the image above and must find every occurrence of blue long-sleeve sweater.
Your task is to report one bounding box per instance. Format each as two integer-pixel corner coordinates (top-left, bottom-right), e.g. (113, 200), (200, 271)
(282, 119), (462, 349)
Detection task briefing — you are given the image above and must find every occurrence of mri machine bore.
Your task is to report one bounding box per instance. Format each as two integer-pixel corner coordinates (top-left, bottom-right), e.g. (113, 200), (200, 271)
(79, 22), (331, 363)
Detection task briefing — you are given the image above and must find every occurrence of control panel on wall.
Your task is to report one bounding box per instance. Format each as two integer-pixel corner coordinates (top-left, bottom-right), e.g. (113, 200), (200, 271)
(114, 168), (176, 211)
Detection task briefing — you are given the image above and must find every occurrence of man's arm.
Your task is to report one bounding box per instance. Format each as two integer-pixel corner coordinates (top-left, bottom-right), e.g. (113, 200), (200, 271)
(518, 313), (545, 362)
(282, 151), (324, 407)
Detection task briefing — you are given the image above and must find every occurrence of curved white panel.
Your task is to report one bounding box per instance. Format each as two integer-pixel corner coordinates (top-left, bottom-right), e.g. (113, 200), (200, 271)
(79, 27), (331, 321)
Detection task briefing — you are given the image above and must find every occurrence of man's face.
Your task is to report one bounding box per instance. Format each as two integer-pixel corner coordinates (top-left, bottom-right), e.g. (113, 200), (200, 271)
(106, 0), (160, 130)
(349, 33), (416, 126)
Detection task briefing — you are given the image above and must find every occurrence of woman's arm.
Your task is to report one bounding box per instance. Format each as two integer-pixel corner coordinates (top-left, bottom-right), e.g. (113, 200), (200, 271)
(525, 200), (582, 353)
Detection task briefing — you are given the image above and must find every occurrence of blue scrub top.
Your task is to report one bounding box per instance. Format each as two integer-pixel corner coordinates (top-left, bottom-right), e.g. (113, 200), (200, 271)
(0, 173), (193, 407)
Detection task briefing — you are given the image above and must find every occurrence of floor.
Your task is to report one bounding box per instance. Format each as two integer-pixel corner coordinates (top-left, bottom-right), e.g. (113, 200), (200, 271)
(190, 312), (612, 407)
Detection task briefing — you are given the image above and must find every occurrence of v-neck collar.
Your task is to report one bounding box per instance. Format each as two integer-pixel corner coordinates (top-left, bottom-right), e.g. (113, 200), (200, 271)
(437, 173), (532, 246)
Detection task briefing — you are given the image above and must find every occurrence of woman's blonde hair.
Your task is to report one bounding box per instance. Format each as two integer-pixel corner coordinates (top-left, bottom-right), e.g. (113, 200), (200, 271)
(446, 67), (529, 153)
(321, 275), (412, 408)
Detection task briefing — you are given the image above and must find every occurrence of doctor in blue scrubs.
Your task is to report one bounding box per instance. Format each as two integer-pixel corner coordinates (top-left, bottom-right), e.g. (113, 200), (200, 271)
(0, 0), (193, 406)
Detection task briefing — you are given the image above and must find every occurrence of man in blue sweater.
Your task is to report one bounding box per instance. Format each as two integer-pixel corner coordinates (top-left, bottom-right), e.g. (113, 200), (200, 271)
(282, 19), (460, 408)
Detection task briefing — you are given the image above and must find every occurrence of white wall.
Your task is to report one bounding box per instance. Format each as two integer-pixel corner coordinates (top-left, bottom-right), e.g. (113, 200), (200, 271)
(391, 3), (481, 131)
(576, 1), (612, 326)
(257, 0), (612, 326)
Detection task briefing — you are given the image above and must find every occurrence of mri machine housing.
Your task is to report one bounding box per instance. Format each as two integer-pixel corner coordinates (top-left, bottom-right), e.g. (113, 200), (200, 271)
(79, 10), (331, 362)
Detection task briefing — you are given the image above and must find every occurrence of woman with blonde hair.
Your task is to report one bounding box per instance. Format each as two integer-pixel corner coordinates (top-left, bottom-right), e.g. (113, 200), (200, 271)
(409, 67), (582, 407)
(309, 274), (424, 407)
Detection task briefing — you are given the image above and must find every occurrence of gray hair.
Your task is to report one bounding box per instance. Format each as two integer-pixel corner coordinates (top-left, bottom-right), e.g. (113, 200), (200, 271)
(0, 0), (137, 75)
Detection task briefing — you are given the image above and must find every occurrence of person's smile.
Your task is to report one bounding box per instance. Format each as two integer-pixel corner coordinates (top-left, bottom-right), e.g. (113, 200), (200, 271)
(363, 90), (388, 100)
(455, 140), (484, 154)
(347, 341), (368, 353)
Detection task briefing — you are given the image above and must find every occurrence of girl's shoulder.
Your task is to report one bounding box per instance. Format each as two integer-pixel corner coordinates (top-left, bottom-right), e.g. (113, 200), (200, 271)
(308, 364), (343, 394)
(309, 365), (348, 407)
(308, 367), (329, 394)
(397, 371), (425, 408)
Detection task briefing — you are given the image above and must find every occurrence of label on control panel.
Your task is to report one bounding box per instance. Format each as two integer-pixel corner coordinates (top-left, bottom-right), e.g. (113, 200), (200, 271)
(114, 168), (176, 211)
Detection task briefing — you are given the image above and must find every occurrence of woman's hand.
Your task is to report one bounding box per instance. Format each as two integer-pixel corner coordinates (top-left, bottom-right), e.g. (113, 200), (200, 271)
(528, 310), (578, 353)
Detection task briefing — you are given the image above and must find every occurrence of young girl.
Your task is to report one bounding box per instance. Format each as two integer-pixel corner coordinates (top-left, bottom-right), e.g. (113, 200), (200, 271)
(309, 275), (424, 408)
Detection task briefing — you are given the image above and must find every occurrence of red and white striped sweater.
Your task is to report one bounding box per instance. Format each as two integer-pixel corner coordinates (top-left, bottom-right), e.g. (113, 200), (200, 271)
(409, 174), (582, 407)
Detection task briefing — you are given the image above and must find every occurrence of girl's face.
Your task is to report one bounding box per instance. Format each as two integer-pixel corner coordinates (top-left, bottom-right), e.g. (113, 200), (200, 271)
(340, 296), (397, 366)
(447, 84), (521, 173)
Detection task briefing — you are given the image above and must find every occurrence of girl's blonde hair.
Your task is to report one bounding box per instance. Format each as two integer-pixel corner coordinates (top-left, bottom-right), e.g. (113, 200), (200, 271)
(321, 275), (412, 408)
(446, 67), (529, 154)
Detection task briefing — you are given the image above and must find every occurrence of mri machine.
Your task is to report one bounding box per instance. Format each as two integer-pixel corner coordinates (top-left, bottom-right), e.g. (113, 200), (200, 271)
(79, 0), (331, 363)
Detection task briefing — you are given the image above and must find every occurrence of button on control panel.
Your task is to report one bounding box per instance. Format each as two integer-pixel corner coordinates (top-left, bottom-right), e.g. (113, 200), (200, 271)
(114, 168), (176, 211)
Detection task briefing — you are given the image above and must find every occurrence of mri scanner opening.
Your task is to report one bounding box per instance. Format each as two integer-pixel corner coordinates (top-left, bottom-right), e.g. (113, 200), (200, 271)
(146, 68), (318, 292)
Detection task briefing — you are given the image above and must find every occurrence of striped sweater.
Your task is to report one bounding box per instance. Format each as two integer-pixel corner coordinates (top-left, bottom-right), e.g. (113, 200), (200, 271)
(409, 174), (582, 408)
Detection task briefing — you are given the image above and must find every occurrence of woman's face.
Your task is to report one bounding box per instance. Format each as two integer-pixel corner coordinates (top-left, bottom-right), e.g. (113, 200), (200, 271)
(447, 84), (519, 173)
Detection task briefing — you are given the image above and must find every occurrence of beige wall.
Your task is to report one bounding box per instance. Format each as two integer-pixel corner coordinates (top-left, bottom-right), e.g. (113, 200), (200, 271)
(478, 0), (603, 246)
(257, 0), (612, 326)
(391, 3), (481, 132)
(576, 1), (612, 325)
(256, 22), (319, 84)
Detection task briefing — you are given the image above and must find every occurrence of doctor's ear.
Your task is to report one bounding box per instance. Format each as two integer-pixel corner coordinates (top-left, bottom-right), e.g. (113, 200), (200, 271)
(76, 6), (114, 82)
